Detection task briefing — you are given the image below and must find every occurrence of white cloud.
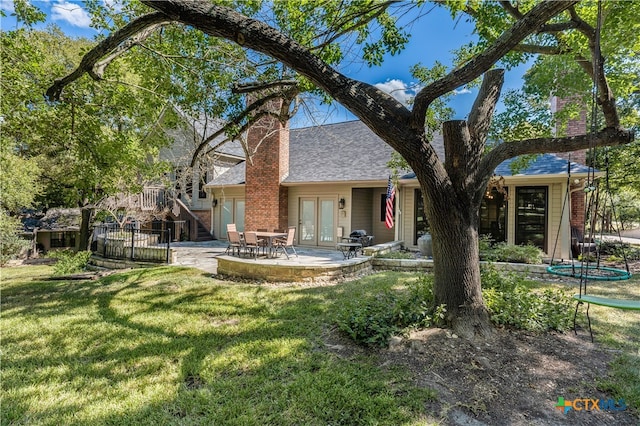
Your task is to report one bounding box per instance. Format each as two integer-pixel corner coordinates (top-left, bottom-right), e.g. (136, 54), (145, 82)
(51, 1), (91, 28)
(374, 79), (420, 106)
(453, 87), (472, 95)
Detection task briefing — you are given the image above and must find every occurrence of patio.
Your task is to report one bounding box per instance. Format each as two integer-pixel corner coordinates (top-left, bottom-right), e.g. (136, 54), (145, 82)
(169, 240), (372, 281)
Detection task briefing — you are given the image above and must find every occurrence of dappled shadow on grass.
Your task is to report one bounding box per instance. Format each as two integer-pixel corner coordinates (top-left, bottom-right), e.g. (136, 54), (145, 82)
(1, 267), (433, 425)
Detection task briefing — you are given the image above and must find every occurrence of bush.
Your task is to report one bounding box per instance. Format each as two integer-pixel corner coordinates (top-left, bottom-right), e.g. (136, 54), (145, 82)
(336, 274), (445, 347)
(481, 264), (573, 331)
(47, 250), (92, 275)
(374, 250), (415, 259)
(598, 240), (640, 261)
(479, 235), (544, 264)
(0, 211), (30, 266)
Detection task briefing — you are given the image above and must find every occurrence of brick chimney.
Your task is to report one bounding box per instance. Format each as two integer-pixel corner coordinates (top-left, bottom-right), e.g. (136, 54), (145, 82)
(244, 97), (289, 231)
(551, 96), (587, 164)
(550, 95), (587, 230)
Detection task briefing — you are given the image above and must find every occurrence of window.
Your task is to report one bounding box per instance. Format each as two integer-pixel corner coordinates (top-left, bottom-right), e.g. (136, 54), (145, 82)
(480, 188), (508, 242)
(414, 189), (429, 245)
(50, 232), (65, 248)
(515, 186), (547, 251)
(50, 232), (76, 248)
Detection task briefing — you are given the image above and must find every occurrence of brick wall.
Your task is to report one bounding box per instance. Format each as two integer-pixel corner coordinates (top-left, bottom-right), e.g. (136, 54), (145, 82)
(244, 98), (289, 231)
(191, 210), (211, 232)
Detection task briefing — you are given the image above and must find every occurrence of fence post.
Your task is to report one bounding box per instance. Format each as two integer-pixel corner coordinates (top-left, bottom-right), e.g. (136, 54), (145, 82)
(103, 227), (107, 257)
(130, 227), (135, 260)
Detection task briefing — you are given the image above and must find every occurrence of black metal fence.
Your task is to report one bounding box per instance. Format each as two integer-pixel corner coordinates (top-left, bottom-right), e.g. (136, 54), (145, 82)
(92, 225), (170, 263)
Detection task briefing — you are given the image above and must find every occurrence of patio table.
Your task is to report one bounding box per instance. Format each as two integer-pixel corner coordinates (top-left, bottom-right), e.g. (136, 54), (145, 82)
(256, 231), (287, 258)
(336, 242), (362, 259)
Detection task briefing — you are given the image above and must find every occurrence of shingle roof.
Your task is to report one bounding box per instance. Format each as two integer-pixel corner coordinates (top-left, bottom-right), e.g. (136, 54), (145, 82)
(208, 120), (590, 186)
(495, 154), (592, 176)
(284, 121), (397, 183)
(169, 111), (245, 158)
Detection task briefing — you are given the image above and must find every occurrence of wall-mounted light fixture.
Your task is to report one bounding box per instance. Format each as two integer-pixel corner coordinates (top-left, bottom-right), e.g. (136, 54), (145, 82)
(338, 197), (346, 209)
(212, 198), (218, 208)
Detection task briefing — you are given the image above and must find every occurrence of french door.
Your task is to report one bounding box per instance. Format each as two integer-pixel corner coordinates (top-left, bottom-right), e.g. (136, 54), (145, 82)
(299, 197), (336, 247)
(222, 199), (245, 236)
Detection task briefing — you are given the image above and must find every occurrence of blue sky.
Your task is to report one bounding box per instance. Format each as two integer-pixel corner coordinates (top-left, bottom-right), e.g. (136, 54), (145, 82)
(1, 1), (530, 127)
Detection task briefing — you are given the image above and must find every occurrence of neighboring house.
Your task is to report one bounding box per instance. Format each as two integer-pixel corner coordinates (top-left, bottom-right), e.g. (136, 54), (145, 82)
(206, 115), (592, 260)
(22, 208), (82, 253)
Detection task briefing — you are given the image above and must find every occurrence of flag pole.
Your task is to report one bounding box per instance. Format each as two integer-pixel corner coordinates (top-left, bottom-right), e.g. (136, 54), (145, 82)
(394, 185), (399, 242)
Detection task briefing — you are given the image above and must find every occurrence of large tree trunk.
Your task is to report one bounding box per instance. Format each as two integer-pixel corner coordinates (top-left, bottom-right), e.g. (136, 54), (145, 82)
(429, 206), (493, 339)
(419, 118), (495, 340)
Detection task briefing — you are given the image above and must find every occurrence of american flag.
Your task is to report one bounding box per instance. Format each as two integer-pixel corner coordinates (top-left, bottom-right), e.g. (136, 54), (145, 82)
(385, 176), (395, 229)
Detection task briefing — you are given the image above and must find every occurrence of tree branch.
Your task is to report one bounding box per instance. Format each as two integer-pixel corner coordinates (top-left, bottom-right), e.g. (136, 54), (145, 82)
(468, 69), (504, 148)
(411, 1), (576, 130)
(477, 127), (634, 180)
(93, 22), (168, 79)
(190, 87), (297, 167)
(511, 44), (564, 55)
(46, 12), (171, 101)
(232, 80), (298, 94)
(311, 1), (395, 52)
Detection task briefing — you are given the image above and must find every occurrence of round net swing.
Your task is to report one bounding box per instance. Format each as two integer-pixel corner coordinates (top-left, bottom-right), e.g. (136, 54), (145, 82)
(546, 264), (632, 281)
(545, 1), (632, 285)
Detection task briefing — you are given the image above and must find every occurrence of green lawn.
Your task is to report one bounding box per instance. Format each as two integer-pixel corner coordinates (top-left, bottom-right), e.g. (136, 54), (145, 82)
(1, 266), (434, 425)
(1, 265), (638, 425)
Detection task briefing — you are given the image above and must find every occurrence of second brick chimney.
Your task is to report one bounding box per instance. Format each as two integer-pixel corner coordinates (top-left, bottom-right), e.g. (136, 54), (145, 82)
(551, 95), (587, 230)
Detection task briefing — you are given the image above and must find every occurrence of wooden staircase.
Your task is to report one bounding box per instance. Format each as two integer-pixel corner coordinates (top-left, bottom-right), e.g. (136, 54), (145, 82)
(195, 220), (214, 241)
(172, 198), (214, 241)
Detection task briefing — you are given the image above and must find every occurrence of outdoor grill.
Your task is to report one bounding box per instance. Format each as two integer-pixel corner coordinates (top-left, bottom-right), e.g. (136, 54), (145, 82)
(348, 230), (374, 247)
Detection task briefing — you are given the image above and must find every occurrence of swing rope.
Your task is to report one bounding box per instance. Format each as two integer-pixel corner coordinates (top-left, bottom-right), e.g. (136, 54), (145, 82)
(570, 0), (638, 342)
(546, 0), (631, 283)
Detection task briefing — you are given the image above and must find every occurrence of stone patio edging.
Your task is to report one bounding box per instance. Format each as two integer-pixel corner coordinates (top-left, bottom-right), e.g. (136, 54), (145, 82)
(217, 255), (372, 282)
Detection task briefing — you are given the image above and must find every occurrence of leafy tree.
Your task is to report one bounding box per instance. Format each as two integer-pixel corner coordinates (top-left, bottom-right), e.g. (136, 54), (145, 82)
(490, 1), (640, 194)
(1, 26), (171, 249)
(45, 1), (635, 337)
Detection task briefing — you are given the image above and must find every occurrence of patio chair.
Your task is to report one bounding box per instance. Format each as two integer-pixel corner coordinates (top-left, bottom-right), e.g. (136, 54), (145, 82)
(227, 230), (243, 256)
(274, 226), (297, 259)
(243, 231), (262, 259)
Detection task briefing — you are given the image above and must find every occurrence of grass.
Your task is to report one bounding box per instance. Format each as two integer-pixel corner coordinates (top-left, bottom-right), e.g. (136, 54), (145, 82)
(568, 275), (640, 409)
(529, 270), (640, 410)
(1, 266), (434, 425)
(1, 265), (638, 424)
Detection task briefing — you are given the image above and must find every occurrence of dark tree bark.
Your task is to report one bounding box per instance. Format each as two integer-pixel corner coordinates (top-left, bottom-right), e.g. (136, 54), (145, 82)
(78, 206), (94, 251)
(46, 0), (635, 338)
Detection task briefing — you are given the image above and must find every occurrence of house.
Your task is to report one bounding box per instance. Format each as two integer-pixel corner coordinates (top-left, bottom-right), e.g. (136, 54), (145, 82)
(136, 111), (246, 241)
(205, 110), (593, 260)
(24, 208), (82, 254)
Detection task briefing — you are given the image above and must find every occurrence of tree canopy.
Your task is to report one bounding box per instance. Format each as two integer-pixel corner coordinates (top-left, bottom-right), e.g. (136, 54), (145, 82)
(1, 25), (171, 211)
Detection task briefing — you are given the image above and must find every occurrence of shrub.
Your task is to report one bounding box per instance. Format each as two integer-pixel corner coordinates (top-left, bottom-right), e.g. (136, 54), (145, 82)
(481, 264), (573, 331)
(479, 236), (544, 264)
(598, 240), (640, 261)
(336, 274), (445, 346)
(47, 250), (92, 275)
(0, 211), (30, 266)
(374, 250), (415, 259)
